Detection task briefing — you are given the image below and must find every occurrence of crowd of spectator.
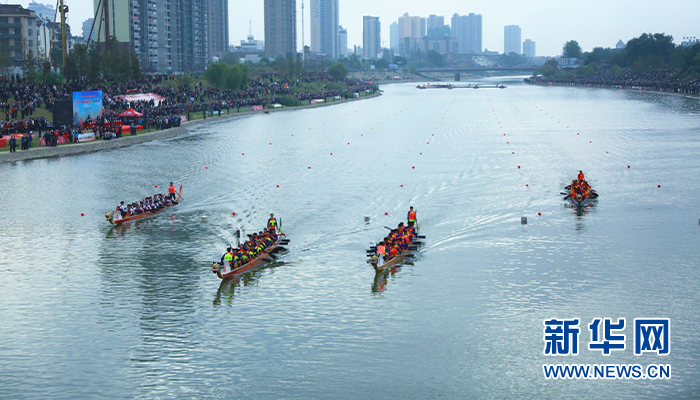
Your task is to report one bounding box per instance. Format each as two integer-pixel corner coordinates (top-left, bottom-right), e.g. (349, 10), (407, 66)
(526, 68), (700, 96)
(1, 72), (378, 147)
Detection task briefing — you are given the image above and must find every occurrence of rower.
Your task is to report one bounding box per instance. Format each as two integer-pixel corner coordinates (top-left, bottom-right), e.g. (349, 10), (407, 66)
(267, 213), (277, 233)
(407, 206), (417, 226)
(168, 182), (176, 200)
(117, 201), (127, 217)
(221, 247), (234, 272)
(376, 241), (388, 258)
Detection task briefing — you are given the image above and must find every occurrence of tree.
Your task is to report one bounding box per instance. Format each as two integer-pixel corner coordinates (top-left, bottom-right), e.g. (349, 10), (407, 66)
(563, 40), (582, 59)
(328, 62), (348, 79)
(539, 58), (559, 77)
(500, 52), (525, 66)
(394, 56), (407, 66)
(374, 58), (390, 70)
(625, 33), (675, 67)
(426, 50), (444, 67)
(585, 47), (613, 65)
(203, 62), (230, 89)
(610, 65), (624, 76)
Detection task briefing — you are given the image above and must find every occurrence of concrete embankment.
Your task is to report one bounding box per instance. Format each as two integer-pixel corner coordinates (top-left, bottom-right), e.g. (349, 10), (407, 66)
(525, 80), (700, 99)
(0, 91), (381, 164)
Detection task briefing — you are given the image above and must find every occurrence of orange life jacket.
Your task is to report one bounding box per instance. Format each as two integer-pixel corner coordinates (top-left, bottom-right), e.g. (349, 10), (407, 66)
(169, 185), (176, 194)
(376, 245), (387, 255)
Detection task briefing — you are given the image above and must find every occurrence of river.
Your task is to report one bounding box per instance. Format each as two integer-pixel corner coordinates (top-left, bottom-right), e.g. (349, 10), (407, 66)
(1, 77), (699, 399)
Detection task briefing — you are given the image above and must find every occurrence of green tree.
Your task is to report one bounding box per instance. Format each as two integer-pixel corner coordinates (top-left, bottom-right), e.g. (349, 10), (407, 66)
(563, 40), (582, 59)
(374, 58), (390, 70)
(426, 50), (444, 67)
(610, 65), (624, 76)
(539, 58), (559, 77)
(203, 62), (230, 88)
(500, 52), (525, 66)
(328, 62), (348, 79)
(394, 56), (407, 66)
(625, 33), (675, 67)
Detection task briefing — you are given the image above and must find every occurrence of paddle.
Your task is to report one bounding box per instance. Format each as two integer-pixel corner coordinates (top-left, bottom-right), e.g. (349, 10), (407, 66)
(416, 235), (426, 239)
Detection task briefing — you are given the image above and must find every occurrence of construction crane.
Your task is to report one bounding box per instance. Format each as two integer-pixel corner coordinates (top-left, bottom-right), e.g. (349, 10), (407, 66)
(48, 0), (69, 68)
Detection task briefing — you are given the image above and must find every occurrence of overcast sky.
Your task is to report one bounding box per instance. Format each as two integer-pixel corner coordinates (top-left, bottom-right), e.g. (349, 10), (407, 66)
(16, 0), (700, 56)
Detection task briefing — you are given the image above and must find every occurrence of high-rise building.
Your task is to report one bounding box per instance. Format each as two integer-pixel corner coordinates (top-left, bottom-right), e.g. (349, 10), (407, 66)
(310, 0), (339, 58)
(179, 0), (210, 71)
(451, 13), (481, 54)
(26, 2), (54, 20)
(337, 25), (347, 58)
(82, 18), (95, 41)
(504, 25), (521, 55)
(397, 12), (421, 55)
(523, 39), (535, 57)
(91, 0), (210, 72)
(427, 15), (444, 30)
(420, 17), (426, 38)
(208, 0), (229, 60)
(0, 5), (39, 64)
(390, 21), (398, 54)
(265, 0), (297, 58)
(362, 16), (380, 59)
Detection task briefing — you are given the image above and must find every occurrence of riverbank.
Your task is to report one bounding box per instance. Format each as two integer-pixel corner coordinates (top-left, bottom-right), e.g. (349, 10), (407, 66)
(0, 90), (381, 163)
(525, 80), (700, 99)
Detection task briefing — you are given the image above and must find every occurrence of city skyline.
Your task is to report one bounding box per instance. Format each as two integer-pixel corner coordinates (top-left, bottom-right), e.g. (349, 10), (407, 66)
(13, 0), (700, 56)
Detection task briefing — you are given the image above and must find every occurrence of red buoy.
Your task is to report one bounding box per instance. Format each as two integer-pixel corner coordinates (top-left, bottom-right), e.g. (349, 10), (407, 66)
(80, 213), (85, 216)
(385, 212), (388, 215)
(348, 142), (350, 145)
(205, 167), (208, 169)
(308, 166), (311, 169)
(330, 153), (333, 155)
(526, 184), (529, 187)
(518, 165), (521, 169)
(269, 143), (272, 145)
(512, 152), (515, 154)
(628, 165), (631, 168)
(420, 153), (422, 155)
(277, 185), (280, 188)
(538, 212), (542, 216)
(427, 142), (429, 144)
(155, 185), (158, 188)
(242, 153), (244, 155)
(590, 141), (592, 143)
(658, 184), (661, 188)
(400, 184), (404, 187)
(232, 212), (236, 216)
(412, 166), (415, 169)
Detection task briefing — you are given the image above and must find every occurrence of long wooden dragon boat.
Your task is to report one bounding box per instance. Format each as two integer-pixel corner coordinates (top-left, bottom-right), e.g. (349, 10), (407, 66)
(212, 234), (287, 279)
(105, 185), (182, 225)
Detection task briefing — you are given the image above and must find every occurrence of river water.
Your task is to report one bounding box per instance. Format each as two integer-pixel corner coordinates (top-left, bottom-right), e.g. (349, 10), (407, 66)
(1, 77), (699, 399)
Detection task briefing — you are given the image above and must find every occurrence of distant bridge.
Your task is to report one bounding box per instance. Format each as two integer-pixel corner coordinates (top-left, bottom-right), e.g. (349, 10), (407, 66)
(417, 66), (538, 80)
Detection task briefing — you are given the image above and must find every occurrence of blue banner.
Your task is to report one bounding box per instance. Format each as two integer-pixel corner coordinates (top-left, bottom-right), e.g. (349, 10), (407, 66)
(72, 91), (104, 125)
